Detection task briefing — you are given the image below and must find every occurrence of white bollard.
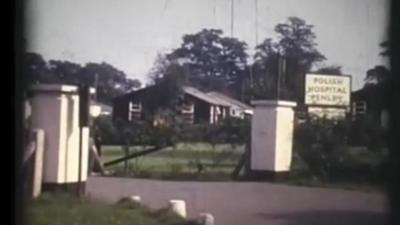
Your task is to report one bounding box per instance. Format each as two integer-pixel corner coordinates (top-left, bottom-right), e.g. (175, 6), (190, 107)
(129, 195), (141, 203)
(168, 200), (187, 218)
(197, 213), (215, 225)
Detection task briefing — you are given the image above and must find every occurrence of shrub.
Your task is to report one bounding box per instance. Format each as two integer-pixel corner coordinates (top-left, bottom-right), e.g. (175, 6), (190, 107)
(293, 117), (388, 183)
(348, 117), (387, 151)
(93, 115), (121, 145)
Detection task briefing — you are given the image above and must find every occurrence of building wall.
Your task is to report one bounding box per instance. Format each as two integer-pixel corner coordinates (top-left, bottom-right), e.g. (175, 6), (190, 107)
(190, 96), (211, 124)
(112, 96), (130, 122)
(112, 90), (231, 124)
(229, 106), (246, 118)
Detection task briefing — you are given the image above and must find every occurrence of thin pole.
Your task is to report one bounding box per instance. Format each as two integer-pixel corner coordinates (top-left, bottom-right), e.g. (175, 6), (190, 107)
(249, 0), (258, 96)
(77, 127), (82, 197)
(94, 73), (98, 101)
(254, 0), (258, 45)
(282, 56), (286, 89)
(214, 0), (217, 26)
(277, 54), (281, 100)
(230, 0), (234, 37)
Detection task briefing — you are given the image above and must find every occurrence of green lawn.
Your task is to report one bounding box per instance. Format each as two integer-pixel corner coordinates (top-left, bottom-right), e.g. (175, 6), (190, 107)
(98, 142), (386, 192)
(26, 193), (198, 225)
(101, 142), (244, 180)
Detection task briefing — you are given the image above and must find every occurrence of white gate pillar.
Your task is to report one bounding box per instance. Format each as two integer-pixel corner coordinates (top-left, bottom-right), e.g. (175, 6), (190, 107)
(28, 84), (94, 194)
(249, 100), (297, 180)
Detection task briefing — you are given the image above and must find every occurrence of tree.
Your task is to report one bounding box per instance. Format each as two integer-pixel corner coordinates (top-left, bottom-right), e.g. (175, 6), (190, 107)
(48, 59), (83, 84)
(148, 53), (174, 85)
(25, 52), (142, 104)
(380, 40), (390, 57)
(79, 62), (142, 104)
(365, 65), (391, 85)
(253, 17), (326, 102)
(165, 29), (249, 97)
(362, 42), (393, 111)
(25, 52), (53, 84)
(314, 65), (343, 75)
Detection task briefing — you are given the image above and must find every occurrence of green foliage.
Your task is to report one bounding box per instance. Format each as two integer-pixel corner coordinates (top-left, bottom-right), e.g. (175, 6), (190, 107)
(348, 117), (388, 151)
(168, 163), (184, 176)
(365, 65), (391, 85)
(293, 118), (388, 184)
(150, 29), (249, 98)
(314, 65), (343, 75)
(98, 111), (250, 147)
(362, 43), (393, 112)
(142, 67), (186, 118)
(27, 193), (198, 225)
(209, 149), (235, 168)
(93, 115), (121, 145)
(252, 17), (326, 101)
(25, 52), (141, 104)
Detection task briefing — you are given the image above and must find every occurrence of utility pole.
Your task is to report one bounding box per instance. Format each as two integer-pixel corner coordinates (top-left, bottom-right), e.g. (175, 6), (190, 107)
(230, 0), (234, 37)
(94, 73), (98, 102)
(277, 54), (281, 100)
(250, 0), (258, 90)
(277, 53), (286, 100)
(254, 0), (258, 45)
(214, 0), (217, 26)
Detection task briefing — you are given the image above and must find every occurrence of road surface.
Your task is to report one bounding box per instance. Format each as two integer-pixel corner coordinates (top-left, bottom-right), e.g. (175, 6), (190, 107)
(86, 176), (388, 225)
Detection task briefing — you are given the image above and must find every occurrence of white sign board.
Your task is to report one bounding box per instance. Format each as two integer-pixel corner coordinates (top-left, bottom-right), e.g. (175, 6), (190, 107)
(305, 74), (351, 106)
(308, 107), (347, 119)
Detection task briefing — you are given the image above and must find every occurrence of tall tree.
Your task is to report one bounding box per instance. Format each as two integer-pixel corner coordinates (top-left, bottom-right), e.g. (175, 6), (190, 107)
(80, 62), (141, 103)
(25, 52), (142, 104)
(147, 53), (175, 85)
(314, 65), (343, 75)
(25, 52), (53, 84)
(380, 40), (390, 57)
(362, 41), (393, 111)
(48, 59), (83, 84)
(165, 29), (249, 97)
(253, 17), (326, 102)
(365, 65), (391, 86)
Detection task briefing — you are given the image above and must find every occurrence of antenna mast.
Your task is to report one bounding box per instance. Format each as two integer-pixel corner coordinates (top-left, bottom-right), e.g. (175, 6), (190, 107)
(230, 0), (234, 37)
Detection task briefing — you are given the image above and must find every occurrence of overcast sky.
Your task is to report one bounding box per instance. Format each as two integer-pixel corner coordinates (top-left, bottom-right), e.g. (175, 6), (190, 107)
(25, 0), (389, 90)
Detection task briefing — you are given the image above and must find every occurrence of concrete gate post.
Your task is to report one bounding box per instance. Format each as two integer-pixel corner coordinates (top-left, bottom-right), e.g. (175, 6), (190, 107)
(28, 84), (94, 194)
(249, 100), (297, 180)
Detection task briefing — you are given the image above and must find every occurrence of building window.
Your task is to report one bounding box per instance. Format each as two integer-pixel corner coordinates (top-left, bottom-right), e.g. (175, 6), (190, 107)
(128, 101), (142, 121)
(180, 103), (194, 124)
(181, 103), (194, 114)
(352, 101), (367, 117)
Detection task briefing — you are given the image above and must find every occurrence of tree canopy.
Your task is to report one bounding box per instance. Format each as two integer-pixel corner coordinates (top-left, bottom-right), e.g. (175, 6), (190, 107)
(361, 41), (393, 110)
(252, 17), (326, 102)
(151, 29), (249, 98)
(314, 65), (343, 75)
(25, 52), (142, 104)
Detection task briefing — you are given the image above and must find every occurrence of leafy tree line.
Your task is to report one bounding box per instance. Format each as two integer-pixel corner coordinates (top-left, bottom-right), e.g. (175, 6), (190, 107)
(24, 53), (142, 104)
(361, 40), (393, 111)
(25, 16), (391, 112)
(149, 17), (345, 104)
(149, 16), (392, 110)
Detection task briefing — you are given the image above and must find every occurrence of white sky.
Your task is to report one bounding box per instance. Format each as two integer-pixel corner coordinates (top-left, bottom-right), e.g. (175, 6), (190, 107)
(25, 0), (389, 90)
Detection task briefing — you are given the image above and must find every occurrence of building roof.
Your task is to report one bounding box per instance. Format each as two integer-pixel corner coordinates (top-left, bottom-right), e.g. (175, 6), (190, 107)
(183, 86), (230, 107)
(207, 91), (252, 110)
(92, 101), (113, 113)
(113, 84), (247, 109)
